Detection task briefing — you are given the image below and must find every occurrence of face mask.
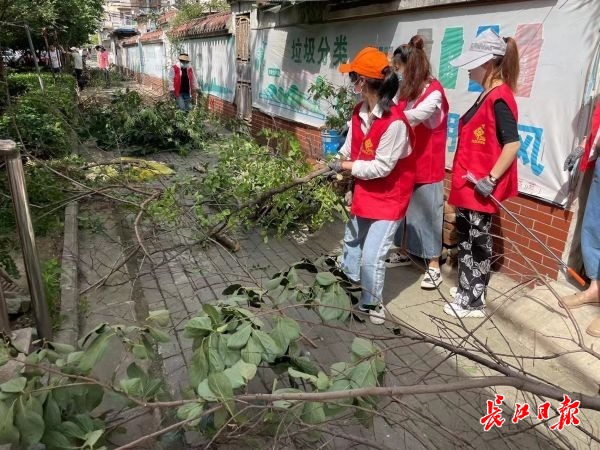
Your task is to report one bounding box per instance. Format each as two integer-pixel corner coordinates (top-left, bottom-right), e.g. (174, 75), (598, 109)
(352, 81), (363, 96)
(396, 71), (403, 82)
(180, 62), (189, 68)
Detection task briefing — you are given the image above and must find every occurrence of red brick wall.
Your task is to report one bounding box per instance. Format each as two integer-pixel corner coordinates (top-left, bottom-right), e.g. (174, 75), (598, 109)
(443, 174), (573, 281)
(207, 95), (237, 120)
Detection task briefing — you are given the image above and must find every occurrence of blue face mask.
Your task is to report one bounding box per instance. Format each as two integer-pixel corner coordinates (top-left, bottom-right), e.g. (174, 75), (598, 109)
(396, 71), (403, 82)
(180, 61), (189, 68)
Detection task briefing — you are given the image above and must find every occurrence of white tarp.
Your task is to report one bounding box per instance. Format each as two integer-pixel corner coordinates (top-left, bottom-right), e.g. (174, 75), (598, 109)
(251, 0), (600, 205)
(142, 43), (166, 79)
(124, 45), (141, 73)
(183, 36), (236, 102)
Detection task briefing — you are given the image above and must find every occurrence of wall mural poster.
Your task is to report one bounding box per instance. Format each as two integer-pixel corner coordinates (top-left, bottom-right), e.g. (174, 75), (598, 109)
(184, 36), (236, 102)
(251, 0), (599, 205)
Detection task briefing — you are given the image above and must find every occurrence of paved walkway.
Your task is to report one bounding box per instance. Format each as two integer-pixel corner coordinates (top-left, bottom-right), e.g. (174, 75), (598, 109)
(75, 115), (599, 448)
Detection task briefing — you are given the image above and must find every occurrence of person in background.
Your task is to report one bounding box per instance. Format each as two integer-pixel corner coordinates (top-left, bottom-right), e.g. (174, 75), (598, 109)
(70, 47), (84, 90)
(168, 53), (200, 112)
(445, 29), (521, 318)
(328, 47), (415, 324)
(561, 99), (600, 337)
(48, 45), (61, 73)
(95, 45), (110, 87)
(386, 35), (449, 291)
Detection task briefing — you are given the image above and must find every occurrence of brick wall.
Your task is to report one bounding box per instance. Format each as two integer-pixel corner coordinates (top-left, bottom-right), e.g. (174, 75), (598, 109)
(443, 174), (573, 281)
(207, 95), (237, 120)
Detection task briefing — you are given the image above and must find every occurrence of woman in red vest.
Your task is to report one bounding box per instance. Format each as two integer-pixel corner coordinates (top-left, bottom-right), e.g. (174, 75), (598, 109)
(445, 29), (521, 318)
(168, 53), (199, 112)
(386, 35), (449, 291)
(561, 100), (600, 336)
(329, 47), (415, 324)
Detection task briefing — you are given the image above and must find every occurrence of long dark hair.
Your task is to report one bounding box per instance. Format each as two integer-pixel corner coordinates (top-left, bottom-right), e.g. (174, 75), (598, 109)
(361, 67), (399, 114)
(395, 35), (431, 102)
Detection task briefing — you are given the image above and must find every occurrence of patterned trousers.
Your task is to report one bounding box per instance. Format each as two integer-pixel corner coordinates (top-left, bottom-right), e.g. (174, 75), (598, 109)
(455, 208), (493, 308)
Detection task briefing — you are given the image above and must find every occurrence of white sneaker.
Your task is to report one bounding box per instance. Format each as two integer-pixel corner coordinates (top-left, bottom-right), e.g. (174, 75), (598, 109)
(443, 302), (485, 318)
(449, 287), (486, 305)
(359, 304), (386, 325)
(385, 251), (411, 267)
(421, 268), (442, 289)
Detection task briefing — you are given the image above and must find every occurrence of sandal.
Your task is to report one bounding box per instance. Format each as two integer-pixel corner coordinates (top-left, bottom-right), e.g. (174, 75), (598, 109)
(560, 292), (600, 309)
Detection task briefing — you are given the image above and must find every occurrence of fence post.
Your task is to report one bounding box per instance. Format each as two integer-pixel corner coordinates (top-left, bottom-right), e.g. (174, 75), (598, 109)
(0, 140), (52, 339)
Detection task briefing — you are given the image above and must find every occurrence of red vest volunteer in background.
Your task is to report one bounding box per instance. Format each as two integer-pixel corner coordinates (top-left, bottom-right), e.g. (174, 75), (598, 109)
(386, 35), (449, 292)
(328, 47), (414, 326)
(445, 29), (522, 319)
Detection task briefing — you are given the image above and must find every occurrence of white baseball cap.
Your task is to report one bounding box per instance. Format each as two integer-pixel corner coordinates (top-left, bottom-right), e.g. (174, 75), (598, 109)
(450, 29), (507, 70)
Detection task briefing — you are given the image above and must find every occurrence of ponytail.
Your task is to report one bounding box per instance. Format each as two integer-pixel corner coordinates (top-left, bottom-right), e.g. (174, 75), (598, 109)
(397, 35), (431, 102)
(488, 37), (520, 92)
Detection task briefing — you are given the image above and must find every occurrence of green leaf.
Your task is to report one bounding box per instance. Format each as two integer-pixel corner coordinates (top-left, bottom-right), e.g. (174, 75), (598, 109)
(207, 340), (225, 372)
(301, 402), (326, 424)
(147, 326), (171, 343)
(208, 373), (233, 401)
(330, 362), (352, 379)
(351, 337), (379, 359)
(78, 331), (115, 373)
(196, 380), (217, 402)
(83, 429), (104, 448)
(49, 342), (76, 354)
(265, 275), (284, 291)
(177, 402), (204, 421)
(235, 308), (264, 328)
(120, 378), (143, 396)
(227, 325), (252, 350)
(316, 371), (330, 391)
(84, 385), (104, 411)
(0, 401), (19, 444)
(132, 344), (149, 359)
(218, 334), (242, 367)
(290, 356), (319, 376)
(147, 309), (170, 327)
(184, 316), (213, 338)
(43, 430), (74, 449)
(272, 388), (302, 409)
(253, 329), (281, 362)
(223, 360), (257, 389)
(241, 335), (262, 366)
(288, 367), (317, 384)
(275, 317), (301, 344)
(317, 288), (340, 321)
(43, 395), (62, 429)
(203, 304), (222, 325)
(350, 361), (377, 389)
(15, 397), (44, 446)
(60, 421), (86, 439)
(188, 347), (209, 387)
(315, 272), (337, 286)
(0, 377), (27, 393)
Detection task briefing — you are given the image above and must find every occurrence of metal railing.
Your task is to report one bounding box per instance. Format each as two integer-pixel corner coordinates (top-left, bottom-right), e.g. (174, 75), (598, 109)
(0, 140), (52, 339)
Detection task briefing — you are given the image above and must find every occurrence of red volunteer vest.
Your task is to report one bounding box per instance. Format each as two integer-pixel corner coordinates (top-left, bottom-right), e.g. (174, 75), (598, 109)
(448, 84), (519, 214)
(395, 79), (449, 184)
(172, 65), (196, 96)
(580, 101), (600, 172)
(350, 103), (416, 221)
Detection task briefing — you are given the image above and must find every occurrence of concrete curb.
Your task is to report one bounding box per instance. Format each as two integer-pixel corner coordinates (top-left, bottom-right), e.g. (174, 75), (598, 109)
(54, 201), (79, 345)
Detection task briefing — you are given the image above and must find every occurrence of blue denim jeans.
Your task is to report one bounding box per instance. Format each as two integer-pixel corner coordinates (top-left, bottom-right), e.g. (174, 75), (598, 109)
(341, 215), (400, 308)
(582, 161), (600, 280)
(176, 93), (191, 111)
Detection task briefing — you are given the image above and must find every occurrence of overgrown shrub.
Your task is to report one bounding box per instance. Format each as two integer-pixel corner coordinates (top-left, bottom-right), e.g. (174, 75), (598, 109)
(200, 130), (343, 235)
(82, 90), (212, 154)
(0, 74), (79, 159)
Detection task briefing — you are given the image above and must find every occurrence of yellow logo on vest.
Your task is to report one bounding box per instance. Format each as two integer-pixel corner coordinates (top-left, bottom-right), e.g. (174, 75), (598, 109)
(361, 138), (375, 156)
(472, 125), (486, 145)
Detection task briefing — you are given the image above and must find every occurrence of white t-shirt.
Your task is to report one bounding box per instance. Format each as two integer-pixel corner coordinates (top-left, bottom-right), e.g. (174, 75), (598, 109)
(49, 50), (60, 68)
(72, 51), (83, 70)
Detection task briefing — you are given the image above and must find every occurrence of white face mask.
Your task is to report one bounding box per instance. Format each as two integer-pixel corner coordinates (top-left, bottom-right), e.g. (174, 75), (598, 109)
(180, 61), (189, 68)
(396, 71), (403, 82)
(352, 81), (363, 95)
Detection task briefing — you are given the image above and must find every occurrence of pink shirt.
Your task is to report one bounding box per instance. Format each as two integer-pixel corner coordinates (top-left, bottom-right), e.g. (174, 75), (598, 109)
(98, 51), (109, 69)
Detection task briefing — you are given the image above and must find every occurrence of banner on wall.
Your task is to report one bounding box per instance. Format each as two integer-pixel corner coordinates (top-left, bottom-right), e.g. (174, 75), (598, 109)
(251, 0), (600, 205)
(183, 36), (237, 103)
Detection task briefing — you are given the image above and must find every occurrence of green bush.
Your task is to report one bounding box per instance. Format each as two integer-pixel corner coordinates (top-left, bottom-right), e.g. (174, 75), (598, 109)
(82, 89), (212, 154)
(0, 74), (79, 159)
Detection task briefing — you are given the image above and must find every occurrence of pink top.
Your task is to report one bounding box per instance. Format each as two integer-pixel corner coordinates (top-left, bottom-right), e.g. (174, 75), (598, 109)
(98, 51), (109, 69)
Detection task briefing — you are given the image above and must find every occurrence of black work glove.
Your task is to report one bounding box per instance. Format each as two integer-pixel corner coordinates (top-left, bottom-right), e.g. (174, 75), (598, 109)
(328, 159), (344, 173)
(474, 176), (496, 198)
(563, 145), (584, 171)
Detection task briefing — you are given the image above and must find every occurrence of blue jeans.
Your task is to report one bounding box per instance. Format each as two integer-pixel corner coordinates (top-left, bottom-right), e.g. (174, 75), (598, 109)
(582, 162), (600, 280)
(394, 181), (444, 259)
(176, 93), (191, 111)
(341, 215), (400, 308)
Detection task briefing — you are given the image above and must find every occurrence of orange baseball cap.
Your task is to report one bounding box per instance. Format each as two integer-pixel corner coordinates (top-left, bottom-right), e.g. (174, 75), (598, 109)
(339, 47), (389, 80)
